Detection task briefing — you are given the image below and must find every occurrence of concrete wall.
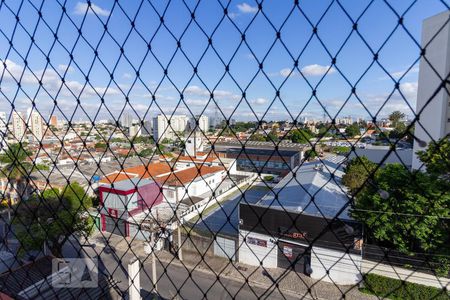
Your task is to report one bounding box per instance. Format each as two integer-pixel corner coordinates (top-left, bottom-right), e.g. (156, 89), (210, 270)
(179, 232), (215, 257)
(413, 11), (450, 169)
(310, 246), (362, 285)
(238, 230), (278, 268)
(362, 259), (450, 289)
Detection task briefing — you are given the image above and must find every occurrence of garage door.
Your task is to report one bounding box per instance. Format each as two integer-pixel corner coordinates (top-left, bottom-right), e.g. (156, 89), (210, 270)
(104, 216), (127, 237)
(214, 236), (236, 260)
(277, 241), (311, 275)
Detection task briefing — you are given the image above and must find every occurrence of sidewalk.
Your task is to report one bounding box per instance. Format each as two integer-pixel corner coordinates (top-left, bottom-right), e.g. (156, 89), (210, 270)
(105, 234), (376, 300)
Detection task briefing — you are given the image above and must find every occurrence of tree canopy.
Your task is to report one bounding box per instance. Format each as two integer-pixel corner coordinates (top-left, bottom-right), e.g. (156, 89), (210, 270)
(345, 124), (360, 138)
(15, 182), (94, 257)
(0, 143), (32, 179)
(342, 156), (377, 195)
(389, 110), (405, 128)
(290, 129), (312, 144)
(344, 138), (450, 274)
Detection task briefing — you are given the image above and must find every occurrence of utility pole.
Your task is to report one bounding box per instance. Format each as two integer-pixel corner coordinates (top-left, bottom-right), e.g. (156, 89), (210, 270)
(150, 232), (157, 294)
(178, 218), (183, 261)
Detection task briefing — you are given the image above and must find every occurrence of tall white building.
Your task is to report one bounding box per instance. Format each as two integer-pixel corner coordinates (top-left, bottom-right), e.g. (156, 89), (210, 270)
(0, 112), (7, 151)
(30, 111), (44, 142)
(0, 112), (6, 137)
(142, 120), (152, 136)
(153, 114), (188, 142)
(12, 111), (26, 140)
(189, 115), (209, 133)
(184, 135), (204, 157)
(121, 113), (132, 128)
(412, 11), (450, 170)
(129, 124), (142, 139)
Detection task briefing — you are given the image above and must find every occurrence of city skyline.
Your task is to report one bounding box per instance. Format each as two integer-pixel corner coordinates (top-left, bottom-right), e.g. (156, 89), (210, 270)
(0, 1), (446, 123)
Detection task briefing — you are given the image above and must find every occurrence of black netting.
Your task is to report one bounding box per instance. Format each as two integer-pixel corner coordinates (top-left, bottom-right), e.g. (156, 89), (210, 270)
(0, 0), (449, 299)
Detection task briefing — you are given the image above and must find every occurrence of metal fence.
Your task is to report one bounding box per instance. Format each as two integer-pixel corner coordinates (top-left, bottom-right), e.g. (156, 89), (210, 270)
(0, 0), (449, 299)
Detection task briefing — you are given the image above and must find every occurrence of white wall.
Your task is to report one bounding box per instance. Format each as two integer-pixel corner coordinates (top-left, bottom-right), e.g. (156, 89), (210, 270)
(362, 259), (450, 289)
(310, 246), (362, 285)
(413, 11), (450, 169)
(238, 230), (278, 268)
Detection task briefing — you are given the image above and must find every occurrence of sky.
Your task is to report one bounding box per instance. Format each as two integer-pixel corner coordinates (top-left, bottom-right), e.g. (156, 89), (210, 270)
(0, 0), (449, 124)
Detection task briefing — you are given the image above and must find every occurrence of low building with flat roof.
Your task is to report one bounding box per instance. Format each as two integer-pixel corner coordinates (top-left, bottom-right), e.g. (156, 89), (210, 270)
(238, 160), (363, 285)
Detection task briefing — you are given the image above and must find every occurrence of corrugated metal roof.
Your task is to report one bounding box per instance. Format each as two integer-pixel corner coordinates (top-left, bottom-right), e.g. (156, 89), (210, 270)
(257, 160), (351, 220)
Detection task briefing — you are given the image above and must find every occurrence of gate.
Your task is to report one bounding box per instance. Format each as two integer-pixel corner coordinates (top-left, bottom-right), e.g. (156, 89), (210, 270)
(214, 236), (236, 261)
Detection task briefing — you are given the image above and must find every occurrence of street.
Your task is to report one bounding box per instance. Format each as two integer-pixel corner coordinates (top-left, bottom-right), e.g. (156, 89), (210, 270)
(79, 242), (302, 300)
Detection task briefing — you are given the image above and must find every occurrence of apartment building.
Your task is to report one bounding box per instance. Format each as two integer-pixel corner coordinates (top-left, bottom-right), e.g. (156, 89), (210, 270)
(11, 111), (26, 140)
(30, 111), (44, 142)
(152, 114), (189, 142)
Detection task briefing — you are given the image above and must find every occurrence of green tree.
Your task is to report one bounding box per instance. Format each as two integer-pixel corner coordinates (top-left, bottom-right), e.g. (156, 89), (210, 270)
(345, 124), (360, 138)
(94, 142), (107, 149)
(389, 110), (405, 128)
(304, 149), (318, 160)
(342, 156), (377, 195)
(290, 129), (312, 144)
(15, 183), (94, 257)
(265, 130), (278, 143)
(350, 164), (449, 256)
(389, 122), (407, 139)
(249, 133), (266, 142)
(139, 148), (154, 157)
(0, 143), (33, 201)
(416, 137), (450, 182)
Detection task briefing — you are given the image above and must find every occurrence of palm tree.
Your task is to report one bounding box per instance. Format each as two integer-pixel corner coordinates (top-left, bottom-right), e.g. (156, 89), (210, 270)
(0, 143), (32, 216)
(388, 111), (405, 128)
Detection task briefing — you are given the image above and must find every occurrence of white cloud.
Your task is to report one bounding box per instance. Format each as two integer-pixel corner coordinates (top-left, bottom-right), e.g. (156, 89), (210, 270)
(380, 65), (419, 80)
(74, 2), (110, 17)
(279, 68), (296, 78)
(184, 85), (240, 100)
(237, 3), (258, 14)
(58, 64), (74, 73)
(185, 85), (207, 96)
(250, 98), (268, 105)
(301, 64), (335, 76)
(186, 98), (208, 106)
(399, 81), (418, 99)
(0, 59), (119, 99)
(122, 73), (132, 79)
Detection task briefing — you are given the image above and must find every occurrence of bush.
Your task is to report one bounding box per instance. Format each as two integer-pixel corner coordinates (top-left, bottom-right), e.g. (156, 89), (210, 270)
(360, 273), (449, 300)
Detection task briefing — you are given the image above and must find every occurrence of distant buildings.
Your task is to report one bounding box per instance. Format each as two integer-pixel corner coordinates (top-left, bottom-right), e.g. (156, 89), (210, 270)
(49, 115), (58, 128)
(29, 111), (44, 142)
(214, 141), (304, 176)
(129, 124), (142, 138)
(121, 113), (132, 129)
(11, 111), (26, 140)
(142, 120), (152, 136)
(153, 114), (189, 142)
(0, 112), (6, 151)
(412, 11), (450, 169)
(0, 112), (6, 135)
(189, 115), (209, 133)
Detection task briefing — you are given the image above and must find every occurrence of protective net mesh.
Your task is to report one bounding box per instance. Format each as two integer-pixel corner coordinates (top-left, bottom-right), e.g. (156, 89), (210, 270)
(0, 0), (449, 299)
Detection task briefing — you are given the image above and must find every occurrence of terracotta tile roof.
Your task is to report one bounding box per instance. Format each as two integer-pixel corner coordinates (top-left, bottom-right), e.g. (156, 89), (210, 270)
(156, 165), (224, 187)
(100, 162), (172, 184)
(176, 155), (216, 163)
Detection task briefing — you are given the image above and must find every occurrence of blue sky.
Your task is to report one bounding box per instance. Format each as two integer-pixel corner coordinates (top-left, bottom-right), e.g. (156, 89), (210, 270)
(0, 0), (449, 123)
